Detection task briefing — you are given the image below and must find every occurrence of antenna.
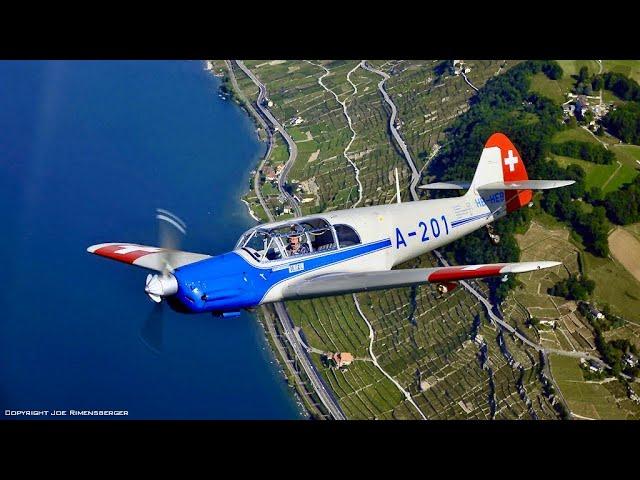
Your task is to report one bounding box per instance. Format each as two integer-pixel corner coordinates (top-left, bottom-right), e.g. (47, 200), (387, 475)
(395, 167), (401, 204)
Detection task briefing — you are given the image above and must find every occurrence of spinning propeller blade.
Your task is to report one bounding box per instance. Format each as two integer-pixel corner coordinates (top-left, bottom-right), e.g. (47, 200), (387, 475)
(139, 208), (187, 353)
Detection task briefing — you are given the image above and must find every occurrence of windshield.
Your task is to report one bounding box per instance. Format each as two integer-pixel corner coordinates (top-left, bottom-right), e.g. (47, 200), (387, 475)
(236, 218), (339, 262)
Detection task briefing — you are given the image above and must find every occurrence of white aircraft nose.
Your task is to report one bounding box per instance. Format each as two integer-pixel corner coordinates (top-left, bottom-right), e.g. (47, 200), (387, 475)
(145, 273), (178, 301)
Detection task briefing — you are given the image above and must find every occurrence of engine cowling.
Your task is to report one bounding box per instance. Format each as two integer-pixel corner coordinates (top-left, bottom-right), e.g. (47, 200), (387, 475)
(145, 273), (178, 303)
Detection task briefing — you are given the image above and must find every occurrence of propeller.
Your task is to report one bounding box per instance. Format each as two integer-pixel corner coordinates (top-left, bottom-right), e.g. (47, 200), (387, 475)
(140, 301), (163, 354)
(139, 208), (187, 352)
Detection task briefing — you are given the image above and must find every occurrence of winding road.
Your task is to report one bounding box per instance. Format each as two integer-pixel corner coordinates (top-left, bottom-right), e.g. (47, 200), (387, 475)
(235, 60), (301, 217)
(306, 60), (364, 207)
(274, 302), (346, 420)
(225, 61), (275, 222)
(361, 61), (421, 201)
(460, 70), (479, 92)
(353, 293), (427, 419)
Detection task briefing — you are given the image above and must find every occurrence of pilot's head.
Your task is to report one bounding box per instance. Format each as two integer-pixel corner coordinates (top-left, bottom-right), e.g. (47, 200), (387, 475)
(289, 233), (300, 251)
(289, 226), (302, 251)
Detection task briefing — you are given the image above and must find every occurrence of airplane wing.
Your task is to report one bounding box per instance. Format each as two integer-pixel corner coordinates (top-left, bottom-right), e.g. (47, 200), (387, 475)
(87, 242), (211, 272)
(283, 261), (561, 299)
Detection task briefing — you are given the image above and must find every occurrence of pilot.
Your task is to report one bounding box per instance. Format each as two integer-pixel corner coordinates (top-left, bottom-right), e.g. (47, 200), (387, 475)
(287, 230), (309, 256)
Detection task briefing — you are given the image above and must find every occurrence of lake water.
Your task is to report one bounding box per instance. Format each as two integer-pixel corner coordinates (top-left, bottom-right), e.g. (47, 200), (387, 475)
(0, 60), (303, 419)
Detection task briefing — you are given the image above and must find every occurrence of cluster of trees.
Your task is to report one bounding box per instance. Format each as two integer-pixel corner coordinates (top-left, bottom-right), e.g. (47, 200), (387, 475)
(595, 335), (638, 377)
(603, 102), (640, 144)
(577, 302), (637, 377)
(542, 62), (563, 80)
(574, 66), (594, 96)
(539, 164), (611, 256)
(548, 275), (595, 301)
(603, 174), (640, 224)
(595, 72), (640, 102)
(578, 302), (624, 331)
(549, 140), (615, 164)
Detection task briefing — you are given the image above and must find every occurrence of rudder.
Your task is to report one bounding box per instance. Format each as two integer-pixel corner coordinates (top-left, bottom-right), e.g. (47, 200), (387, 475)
(470, 132), (532, 213)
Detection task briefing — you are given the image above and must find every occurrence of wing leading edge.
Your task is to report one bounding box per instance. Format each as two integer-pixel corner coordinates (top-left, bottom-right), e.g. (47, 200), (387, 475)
(87, 242), (211, 272)
(283, 261), (561, 299)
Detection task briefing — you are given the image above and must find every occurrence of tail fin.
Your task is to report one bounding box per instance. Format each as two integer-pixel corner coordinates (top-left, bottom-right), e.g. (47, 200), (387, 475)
(419, 132), (574, 214)
(470, 132), (532, 213)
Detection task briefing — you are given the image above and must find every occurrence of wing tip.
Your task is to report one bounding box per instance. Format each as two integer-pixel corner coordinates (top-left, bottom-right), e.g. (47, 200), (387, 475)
(501, 261), (562, 274)
(86, 243), (115, 254)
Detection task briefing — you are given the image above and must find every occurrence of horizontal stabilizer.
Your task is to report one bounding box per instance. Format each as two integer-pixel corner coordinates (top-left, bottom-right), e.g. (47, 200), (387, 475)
(476, 180), (575, 191)
(284, 261), (562, 299)
(419, 182), (471, 190)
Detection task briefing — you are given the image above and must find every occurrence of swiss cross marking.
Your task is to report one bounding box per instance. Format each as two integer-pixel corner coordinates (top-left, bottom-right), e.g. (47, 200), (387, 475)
(504, 150), (519, 172)
(113, 245), (161, 255)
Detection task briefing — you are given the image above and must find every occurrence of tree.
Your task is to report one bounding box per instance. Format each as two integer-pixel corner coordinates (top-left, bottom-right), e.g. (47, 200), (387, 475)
(578, 66), (589, 84)
(592, 76), (604, 91)
(603, 102), (640, 144)
(542, 61), (563, 80)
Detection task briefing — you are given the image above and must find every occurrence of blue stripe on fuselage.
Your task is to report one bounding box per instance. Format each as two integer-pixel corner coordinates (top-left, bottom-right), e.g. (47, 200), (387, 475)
(174, 238), (392, 313)
(253, 238), (393, 301)
(451, 213), (488, 228)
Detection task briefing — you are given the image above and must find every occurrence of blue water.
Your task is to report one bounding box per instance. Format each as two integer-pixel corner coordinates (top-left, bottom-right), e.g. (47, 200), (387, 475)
(0, 60), (303, 419)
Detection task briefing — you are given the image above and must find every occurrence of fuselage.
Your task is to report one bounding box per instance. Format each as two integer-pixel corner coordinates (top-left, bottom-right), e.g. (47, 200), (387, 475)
(172, 188), (506, 315)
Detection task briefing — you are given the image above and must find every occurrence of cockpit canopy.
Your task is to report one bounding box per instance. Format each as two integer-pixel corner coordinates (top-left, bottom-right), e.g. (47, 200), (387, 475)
(235, 217), (361, 263)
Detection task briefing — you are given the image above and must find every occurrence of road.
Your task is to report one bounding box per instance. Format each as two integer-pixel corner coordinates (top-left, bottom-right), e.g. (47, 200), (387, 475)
(460, 70), (479, 92)
(274, 302), (346, 420)
(235, 60), (301, 217)
(361, 61), (421, 201)
(306, 60), (364, 207)
(432, 251), (603, 362)
(353, 294), (428, 419)
(232, 60), (344, 419)
(432, 249), (610, 418)
(225, 61), (274, 221)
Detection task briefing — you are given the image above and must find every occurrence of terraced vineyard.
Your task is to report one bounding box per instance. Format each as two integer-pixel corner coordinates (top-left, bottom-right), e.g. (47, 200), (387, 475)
(212, 59), (560, 419)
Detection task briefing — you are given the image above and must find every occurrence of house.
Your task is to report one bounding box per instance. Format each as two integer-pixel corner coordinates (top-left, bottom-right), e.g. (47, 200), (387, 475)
(562, 103), (576, 116)
(263, 166), (277, 181)
(623, 353), (638, 368)
(327, 352), (353, 369)
(587, 304), (605, 320)
(575, 96), (589, 118)
(588, 360), (603, 373)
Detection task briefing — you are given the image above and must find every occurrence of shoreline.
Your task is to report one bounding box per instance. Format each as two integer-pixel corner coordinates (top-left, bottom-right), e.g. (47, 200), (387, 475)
(241, 198), (260, 222)
(204, 60), (311, 420)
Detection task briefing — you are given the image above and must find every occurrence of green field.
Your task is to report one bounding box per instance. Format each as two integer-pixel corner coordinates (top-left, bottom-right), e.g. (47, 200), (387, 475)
(602, 60), (640, 82)
(550, 127), (639, 192)
(552, 155), (634, 193)
(551, 127), (601, 144)
(556, 60), (601, 78)
(529, 72), (567, 104)
(583, 250), (640, 321)
(550, 354), (628, 419)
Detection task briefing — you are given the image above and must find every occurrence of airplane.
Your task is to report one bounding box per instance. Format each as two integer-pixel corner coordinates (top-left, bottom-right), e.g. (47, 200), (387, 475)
(88, 132), (574, 320)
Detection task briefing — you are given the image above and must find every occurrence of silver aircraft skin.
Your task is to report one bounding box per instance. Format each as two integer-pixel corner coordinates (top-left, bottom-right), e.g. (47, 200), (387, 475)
(88, 133), (574, 316)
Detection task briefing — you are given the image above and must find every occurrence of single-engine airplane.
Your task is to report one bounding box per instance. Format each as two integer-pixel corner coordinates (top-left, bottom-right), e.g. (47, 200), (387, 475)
(88, 133), (574, 319)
